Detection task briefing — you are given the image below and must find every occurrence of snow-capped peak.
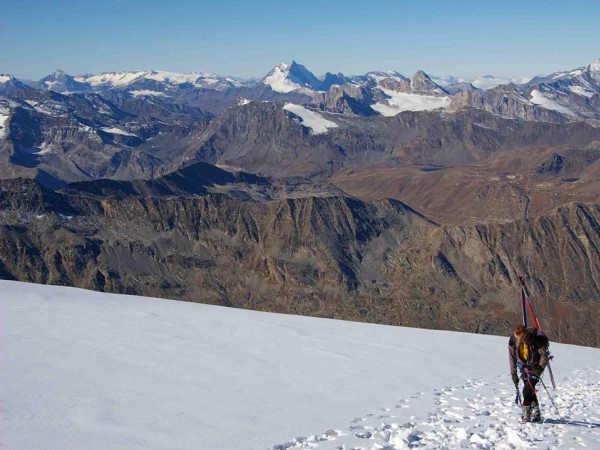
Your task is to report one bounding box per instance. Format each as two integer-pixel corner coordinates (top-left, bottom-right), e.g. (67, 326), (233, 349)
(262, 61), (322, 93)
(74, 71), (148, 87)
(72, 70), (245, 91)
(0, 74), (33, 94)
(586, 58), (600, 84)
(262, 63), (297, 93)
(36, 69), (91, 92)
(145, 70), (215, 85)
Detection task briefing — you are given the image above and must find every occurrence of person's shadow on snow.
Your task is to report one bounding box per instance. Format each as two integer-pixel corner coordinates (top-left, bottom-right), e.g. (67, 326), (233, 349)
(544, 418), (600, 428)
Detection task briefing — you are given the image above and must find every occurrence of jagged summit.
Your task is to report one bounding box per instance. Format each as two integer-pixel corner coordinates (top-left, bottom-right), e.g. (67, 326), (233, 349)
(411, 70), (449, 96)
(320, 71), (351, 90)
(36, 69), (91, 92)
(0, 74), (32, 94)
(261, 61), (323, 93)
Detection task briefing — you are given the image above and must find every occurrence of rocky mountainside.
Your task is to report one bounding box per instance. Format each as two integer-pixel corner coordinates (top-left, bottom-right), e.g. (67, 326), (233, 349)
(0, 86), (213, 187)
(2, 59), (600, 347)
(176, 102), (600, 181)
(0, 170), (598, 346)
(2, 82), (600, 220)
(449, 84), (569, 122)
(35, 70), (92, 93)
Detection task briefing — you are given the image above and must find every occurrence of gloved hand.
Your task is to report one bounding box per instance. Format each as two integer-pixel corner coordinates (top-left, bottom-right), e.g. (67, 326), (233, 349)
(520, 371), (529, 381)
(532, 367), (544, 378)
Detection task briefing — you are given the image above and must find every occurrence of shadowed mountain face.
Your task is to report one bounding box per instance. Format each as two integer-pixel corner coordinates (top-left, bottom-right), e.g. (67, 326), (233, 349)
(175, 103), (600, 176)
(4, 90), (599, 225)
(0, 89), (213, 187)
(0, 168), (598, 347)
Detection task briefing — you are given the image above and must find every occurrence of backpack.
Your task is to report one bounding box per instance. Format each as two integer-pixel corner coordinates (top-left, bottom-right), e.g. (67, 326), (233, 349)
(532, 328), (550, 352)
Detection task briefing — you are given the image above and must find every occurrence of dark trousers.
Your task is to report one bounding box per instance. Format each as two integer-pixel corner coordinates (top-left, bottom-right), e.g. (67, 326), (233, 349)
(522, 375), (539, 406)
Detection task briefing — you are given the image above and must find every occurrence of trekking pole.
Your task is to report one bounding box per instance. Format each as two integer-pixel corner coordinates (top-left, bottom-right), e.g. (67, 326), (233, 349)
(539, 377), (563, 421)
(515, 385), (522, 406)
(547, 356), (557, 390)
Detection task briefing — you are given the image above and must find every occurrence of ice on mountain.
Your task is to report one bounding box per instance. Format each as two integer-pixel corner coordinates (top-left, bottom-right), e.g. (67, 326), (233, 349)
(372, 89), (450, 116)
(283, 103), (338, 134)
(530, 89), (577, 117)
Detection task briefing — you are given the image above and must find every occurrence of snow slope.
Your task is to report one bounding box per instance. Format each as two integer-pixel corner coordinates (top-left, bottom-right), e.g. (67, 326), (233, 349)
(284, 104), (338, 134)
(1, 281), (599, 450)
(99, 127), (137, 136)
(129, 89), (171, 98)
(529, 89), (578, 117)
(372, 89), (451, 116)
(0, 105), (9, 138)
(264, 64), (304, 93)
(74, 70), (243, 90)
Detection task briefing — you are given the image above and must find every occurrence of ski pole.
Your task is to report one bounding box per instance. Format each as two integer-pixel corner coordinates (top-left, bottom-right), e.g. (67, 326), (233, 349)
(547, 356), (557, 390)
(539, 377), (563, 421)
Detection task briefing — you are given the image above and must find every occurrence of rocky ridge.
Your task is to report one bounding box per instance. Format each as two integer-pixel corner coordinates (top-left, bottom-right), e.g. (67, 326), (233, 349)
(0, 170), (598, 346)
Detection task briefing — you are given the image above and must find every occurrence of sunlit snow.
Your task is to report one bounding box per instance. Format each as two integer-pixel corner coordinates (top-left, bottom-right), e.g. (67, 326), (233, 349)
(35, 142), (53, 154)
(0, 103), (8, 138)
(0, 75), (11, 83)
(569, 85), (596, 98)
(79, 71), (148, 87)
(44, 80), (59, 89)
(0, 114), (8, 138)
(145, 70), (206, 85)
(530, 90), (577, 117)
(75, 70), (241, 90)
(99, 127), (137, 136)
(129, 90), (170, 98)
(264, 64), (302, 93)
(1, 281), (599, 450)
(569, 69), (585, 77)
(372, 89), (451, 116)
(283, 103), (338, 134)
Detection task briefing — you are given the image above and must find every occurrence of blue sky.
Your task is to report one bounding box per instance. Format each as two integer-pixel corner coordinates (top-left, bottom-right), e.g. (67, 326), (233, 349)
(1, 0), (599, 80)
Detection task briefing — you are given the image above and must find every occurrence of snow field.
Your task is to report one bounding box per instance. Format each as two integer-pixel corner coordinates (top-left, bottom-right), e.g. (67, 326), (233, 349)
(284, 103), (338, 134)
(0, 113), (8, 138)
(272, 369), (600, 449)
(1, 281), (599, 450)
(372, 89), (451, 116)
(529, 90), (577, 117)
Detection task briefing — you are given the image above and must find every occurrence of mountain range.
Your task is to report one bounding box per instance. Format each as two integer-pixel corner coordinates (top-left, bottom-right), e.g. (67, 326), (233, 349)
(1, 58), (600, 346)
(4, 58), (599, 117)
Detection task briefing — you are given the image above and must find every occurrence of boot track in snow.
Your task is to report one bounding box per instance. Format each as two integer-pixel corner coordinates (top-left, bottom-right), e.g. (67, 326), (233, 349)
(271, 368), (600, 449)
